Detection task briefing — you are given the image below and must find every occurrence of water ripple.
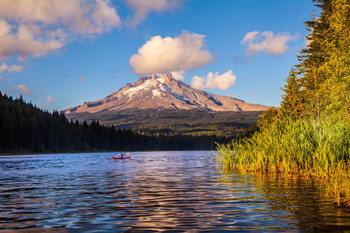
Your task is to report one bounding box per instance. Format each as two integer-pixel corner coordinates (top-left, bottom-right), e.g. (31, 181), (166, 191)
(1, 151), (350, 232)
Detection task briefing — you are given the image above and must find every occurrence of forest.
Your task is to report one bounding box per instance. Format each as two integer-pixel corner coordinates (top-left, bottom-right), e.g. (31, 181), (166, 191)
(217, 0), (350, 208)
(0, 92), (232, 154)
(66, 108), (263, 137)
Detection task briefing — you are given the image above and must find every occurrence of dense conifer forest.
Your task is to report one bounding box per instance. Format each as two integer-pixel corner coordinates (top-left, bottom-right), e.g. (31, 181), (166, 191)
(0, 92), (232, 154)
(66, 109), (264, 137)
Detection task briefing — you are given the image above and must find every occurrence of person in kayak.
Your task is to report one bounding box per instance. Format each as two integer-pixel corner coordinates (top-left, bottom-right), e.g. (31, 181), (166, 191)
(119, 152), (124, 158)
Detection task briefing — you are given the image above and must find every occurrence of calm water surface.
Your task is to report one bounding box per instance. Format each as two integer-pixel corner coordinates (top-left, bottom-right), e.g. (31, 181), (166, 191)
(1, 151), (350, 232)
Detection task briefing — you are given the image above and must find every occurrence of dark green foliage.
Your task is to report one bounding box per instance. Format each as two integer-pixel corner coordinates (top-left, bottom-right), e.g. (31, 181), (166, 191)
(279, 67), (304, 120)
(66, 108), (264, 137)
(293, 0), (350, 118)
(0, 92), (231, 154)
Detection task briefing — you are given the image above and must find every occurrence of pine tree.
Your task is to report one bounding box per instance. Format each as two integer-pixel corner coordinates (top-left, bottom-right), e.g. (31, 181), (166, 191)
(283, 0), (350, 120)
(279, 67), (304, 120)
(320, 0), (350, 118)
(296, 1), (329, 120)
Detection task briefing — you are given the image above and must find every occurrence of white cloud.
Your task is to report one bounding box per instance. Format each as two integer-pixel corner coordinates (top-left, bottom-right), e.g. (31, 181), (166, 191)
(0, 0), (121, 34)
(171, 71), (185, 81)
(46, 94), (53, 103)
(241, 31), (298, 56)
(191, 70), (236, 90)
(8, 65), (22, 72)
(130, 32), (214, 75)
(126, 0), (184, 26)
(0, 63), (9, 73)
(11, 84), (32, 95)
(242, 31), (259, 42)
(0, 63), (23, 73)
(0, 19), (11, 36)
(0, 0), (121, 61)
(0, 24), (65, 60)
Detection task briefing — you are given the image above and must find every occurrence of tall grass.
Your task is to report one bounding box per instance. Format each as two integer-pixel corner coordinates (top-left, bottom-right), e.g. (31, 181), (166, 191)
(216, 119), (350, 207)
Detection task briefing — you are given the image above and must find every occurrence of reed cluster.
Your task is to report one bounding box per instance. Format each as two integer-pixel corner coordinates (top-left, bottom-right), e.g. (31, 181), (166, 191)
(216, 119), (350, 207)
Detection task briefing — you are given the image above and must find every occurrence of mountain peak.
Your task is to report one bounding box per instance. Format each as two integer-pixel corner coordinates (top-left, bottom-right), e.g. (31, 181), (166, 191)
(131, 73), (174, 86)
(64, 74), (269, 114)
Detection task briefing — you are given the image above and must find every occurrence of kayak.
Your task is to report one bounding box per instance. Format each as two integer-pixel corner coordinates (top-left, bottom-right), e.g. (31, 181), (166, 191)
(112, 155), (131, 160)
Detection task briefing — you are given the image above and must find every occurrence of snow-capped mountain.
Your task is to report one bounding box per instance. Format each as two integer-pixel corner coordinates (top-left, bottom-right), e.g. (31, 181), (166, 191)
(64, 74), (269, 114)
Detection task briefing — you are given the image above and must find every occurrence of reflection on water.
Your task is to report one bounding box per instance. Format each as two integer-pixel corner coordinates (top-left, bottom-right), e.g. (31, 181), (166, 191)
(1, 151), (350, 232)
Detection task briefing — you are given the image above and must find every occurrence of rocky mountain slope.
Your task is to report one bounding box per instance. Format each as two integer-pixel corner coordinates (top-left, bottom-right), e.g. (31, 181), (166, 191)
(64, 74), (269, 114)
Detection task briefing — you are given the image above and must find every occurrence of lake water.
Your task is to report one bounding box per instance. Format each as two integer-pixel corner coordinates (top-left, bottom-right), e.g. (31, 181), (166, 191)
(1, 151), (350, 232)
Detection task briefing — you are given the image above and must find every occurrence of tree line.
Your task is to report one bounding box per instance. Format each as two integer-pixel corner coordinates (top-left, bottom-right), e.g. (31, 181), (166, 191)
(269, 0), (350, 122)
(0, 92), (232, 154)
(66, 108), (263, 137)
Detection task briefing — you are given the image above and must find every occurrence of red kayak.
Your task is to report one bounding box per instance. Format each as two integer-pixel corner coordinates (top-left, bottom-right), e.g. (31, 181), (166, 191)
(112, 155), (131, 160)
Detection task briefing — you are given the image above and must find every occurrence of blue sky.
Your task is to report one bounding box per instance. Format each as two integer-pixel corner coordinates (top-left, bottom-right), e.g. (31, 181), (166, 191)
(0, 0), (315, 111)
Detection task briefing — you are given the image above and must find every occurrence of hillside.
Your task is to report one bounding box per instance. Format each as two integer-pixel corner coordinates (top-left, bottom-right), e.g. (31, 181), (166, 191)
(0, 92), (232, 153)
(66, 109), (264, 136)
(64, 74), (269, 114)
(64, 74), (268, 135)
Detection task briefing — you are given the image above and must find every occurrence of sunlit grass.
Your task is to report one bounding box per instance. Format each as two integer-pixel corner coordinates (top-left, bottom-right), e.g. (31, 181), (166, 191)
(216, 119), (350, 208)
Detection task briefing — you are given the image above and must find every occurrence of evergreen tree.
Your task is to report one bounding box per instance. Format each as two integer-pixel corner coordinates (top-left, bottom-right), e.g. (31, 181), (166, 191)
(282, 0), (350, 120)
(320, 0), (350, 118)
(279, 67), (304, 120)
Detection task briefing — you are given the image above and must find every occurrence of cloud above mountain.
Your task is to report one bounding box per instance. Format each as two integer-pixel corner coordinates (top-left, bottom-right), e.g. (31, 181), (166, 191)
(0, 63), (22, 73)
(130, 32), (214, 75)
(0, 0), (121, 61)
(170, 71), (185, 81)
(11, 84), (32, 95)
(241, 31), (298, 56)
(191, 70), (236, 90)
(126, 0), (185, 26)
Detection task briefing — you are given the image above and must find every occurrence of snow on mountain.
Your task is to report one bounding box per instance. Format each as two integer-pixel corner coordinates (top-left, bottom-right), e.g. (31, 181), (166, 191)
(64, 74), (269, 114)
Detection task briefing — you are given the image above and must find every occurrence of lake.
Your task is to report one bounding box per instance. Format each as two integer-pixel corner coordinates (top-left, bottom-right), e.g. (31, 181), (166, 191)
(1, 151), (350, 232)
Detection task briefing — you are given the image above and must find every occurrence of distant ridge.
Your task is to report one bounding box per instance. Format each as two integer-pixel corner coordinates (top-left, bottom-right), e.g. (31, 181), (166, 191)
(64, 74), (269, 114)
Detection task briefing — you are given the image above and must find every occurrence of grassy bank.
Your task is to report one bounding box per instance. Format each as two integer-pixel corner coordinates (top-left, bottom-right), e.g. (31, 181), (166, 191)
(216, 119), (350, 208)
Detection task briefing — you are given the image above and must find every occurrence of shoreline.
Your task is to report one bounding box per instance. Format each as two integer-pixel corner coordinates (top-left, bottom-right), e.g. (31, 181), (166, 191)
(0, 149), (213, 157)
